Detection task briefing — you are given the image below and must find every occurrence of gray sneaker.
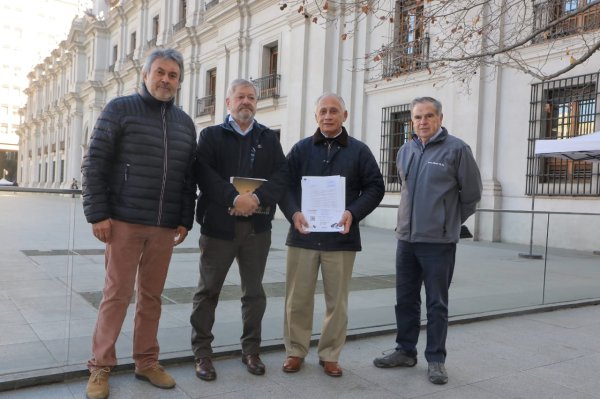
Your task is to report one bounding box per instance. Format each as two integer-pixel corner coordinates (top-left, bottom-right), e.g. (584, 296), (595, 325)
(373, 349), (417, 368)
(427, 362), (448, 384)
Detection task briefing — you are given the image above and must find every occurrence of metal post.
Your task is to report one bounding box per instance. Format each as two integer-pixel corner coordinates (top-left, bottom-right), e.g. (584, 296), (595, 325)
(519, 156), (543, 259)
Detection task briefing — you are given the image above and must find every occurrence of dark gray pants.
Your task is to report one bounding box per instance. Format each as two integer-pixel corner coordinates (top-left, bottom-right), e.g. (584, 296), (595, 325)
(190, 220), (271, 358)
(394, 240), (456, 363)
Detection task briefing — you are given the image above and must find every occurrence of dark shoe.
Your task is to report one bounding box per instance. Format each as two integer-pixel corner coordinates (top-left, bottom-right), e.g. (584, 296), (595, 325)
(195, 357), (216, 381)
(242, 353), (265, 376)
(373, 349), (417, 368)
(428, 362), (448, 385)
(319, 360), (343, 377)
(282, 356), (303, 373)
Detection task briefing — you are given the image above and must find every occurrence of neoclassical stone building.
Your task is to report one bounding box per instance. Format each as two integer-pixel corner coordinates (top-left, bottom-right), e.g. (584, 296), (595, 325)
(18, 0), (600, 249)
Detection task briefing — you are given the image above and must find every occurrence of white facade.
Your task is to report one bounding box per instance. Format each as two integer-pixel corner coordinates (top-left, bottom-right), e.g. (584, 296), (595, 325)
(0, 0), (80, 180)
(17, 0), (600, 250)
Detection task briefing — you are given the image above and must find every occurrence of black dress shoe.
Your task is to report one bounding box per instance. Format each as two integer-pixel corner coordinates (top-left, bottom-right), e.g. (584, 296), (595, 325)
(195, 357), (216, 381)
(242, 353), (266, 375)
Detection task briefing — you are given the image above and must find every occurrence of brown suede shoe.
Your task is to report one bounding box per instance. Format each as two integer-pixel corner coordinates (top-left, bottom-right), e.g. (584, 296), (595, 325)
(195, 357), (216, 381)
(134, 364), (176, 389)
(282, 356), (303, 373)
(242, 353), (266, 375)
(319, 360), (343, 377)
(86, 367), (110, 399)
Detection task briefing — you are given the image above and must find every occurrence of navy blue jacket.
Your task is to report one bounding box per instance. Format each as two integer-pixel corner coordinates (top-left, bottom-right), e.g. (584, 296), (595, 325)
(195, 117), (288, 240)
(82, 84), (197, 230)
(280, 128), (385, 251)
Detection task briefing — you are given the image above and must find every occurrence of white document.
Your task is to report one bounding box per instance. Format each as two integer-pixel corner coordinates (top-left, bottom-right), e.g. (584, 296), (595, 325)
(301, 175), (346, 232)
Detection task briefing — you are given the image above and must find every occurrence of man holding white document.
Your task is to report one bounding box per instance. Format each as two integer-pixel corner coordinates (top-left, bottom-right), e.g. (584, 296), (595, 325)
(279, 93), (385, 377)
(190, 79), (288, 381)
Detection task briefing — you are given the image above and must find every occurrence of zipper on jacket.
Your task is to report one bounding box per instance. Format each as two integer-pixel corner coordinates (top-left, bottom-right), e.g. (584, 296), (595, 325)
(157, 104), (168, 226)
(125, 163), (130, 181)
(408, 142), (425, 239)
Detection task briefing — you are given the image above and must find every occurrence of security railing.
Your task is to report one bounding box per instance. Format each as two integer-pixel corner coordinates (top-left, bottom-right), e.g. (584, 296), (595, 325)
(1, 188), (599, 389)
(251, 73), (281, 100)
(195, 95), (215, 117)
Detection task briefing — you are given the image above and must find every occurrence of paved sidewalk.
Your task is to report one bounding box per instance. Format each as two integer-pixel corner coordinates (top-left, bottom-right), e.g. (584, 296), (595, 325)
(3, 304), (600, 398)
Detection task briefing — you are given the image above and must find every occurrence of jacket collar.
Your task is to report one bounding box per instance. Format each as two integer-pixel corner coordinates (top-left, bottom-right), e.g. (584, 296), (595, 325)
(312, 126), (349, 147)
(221, 115), (265, 135)
(139, 83), (175, 109)
(412, 127), (448, 147)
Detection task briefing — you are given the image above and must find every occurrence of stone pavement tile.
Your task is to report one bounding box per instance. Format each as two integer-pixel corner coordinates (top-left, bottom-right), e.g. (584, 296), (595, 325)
(524, 353), (600, 398)
(0, 383), (77, 399)
(0, 278), (68, 300)
(0, 300), (26, 324)
(414, 384), (505, 399)
(526, 305), (600, 329)
(30, 318), (95, 342)
(473, 371), (597, 399)
(17, 295), (96, 324)
(0, 341), (58, 375)
(0, 323), (38, 346)
(171, 354), (296, 399)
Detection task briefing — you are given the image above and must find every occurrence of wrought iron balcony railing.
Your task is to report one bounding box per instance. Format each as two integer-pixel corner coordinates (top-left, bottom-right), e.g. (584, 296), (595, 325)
(533, 0), (600, 42)
(251, 73), (281, 100)
(381, 36), (430, 78)
(173, 19), (186, 33)
(196, 95), (216, 117)
(205, 0), (218, 11)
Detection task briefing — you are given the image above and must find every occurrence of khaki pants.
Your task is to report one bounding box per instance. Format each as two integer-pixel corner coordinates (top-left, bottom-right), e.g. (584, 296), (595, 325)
(87, 220), (176, 371)
(283, 247), (356, 362)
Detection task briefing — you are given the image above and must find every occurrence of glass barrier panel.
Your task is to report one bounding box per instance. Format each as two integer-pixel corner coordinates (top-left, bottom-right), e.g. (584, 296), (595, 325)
(0, 191), (77, 377)
(543, 212), (600, 304)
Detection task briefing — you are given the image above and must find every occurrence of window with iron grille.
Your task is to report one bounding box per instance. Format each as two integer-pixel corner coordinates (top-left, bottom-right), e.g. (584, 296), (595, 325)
(380, 104), (412, 192)
(526, 72), (600, 196)
(533, 0), (600, 42)
(383, 0), (429, 78)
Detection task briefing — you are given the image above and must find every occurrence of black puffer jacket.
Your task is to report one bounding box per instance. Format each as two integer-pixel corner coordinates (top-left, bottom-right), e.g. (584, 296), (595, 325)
(81, 84), (197, 230)
(279, 128), (385, 251)
(195, 117), (288, 240)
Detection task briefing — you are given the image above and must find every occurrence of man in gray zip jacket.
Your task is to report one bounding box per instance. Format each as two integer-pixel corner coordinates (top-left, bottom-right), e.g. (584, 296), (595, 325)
(373, 97), (482, 385)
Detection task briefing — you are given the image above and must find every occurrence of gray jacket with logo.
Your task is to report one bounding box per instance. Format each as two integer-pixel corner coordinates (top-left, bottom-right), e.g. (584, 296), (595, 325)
(395, 127), (482, 243)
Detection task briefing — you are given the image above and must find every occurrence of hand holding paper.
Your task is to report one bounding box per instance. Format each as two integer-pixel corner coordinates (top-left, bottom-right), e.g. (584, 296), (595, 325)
(301, 175), (346, 232)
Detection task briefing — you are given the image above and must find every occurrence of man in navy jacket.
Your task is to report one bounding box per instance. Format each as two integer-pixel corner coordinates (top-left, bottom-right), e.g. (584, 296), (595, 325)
(191, 79), (288, 381)
(279, 93), (384, 377)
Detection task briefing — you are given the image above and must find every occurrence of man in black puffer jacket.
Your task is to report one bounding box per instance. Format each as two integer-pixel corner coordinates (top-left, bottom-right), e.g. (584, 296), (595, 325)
(81, 48), (196, 399)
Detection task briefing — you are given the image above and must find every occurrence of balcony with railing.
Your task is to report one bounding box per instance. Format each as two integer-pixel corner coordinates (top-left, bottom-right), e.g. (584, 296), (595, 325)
(251, 73), (281, 100)
(196, 95), (216, 117)
(147, 37), (157, 49)
(173, 19), (186, 33)
(533, 0), (600, 42)
(205, 0), (218, 11)
(381, 35), (430, 78)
